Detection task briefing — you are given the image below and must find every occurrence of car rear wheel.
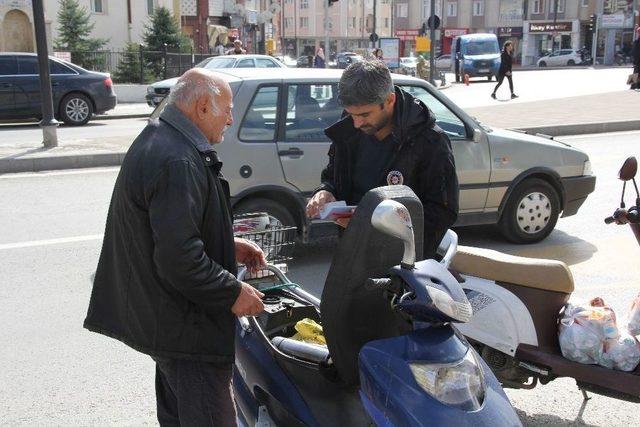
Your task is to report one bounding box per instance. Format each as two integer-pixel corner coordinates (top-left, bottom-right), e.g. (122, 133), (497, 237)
(487, 75), (493, 81)
(60, 93), (93, 126)
(539, 61), (547, 67)
(567, 60), (575, 66)
(499, 178), (560, 243)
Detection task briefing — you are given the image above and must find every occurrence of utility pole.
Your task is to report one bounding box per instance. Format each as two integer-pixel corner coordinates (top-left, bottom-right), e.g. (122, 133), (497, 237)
(429, 0), (435, 84)
(32, 0), (58, 148)
(591, 14), (598, 66)
(372, 0), (377, 48)
(324, 0), (330, 66)
(634, 0), (639, 42)
(552, 0), (558, 51)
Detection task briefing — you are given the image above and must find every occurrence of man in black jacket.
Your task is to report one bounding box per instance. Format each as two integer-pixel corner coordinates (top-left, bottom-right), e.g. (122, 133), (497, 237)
(306, 60), (458, 259)
(84, 69), (264, 426)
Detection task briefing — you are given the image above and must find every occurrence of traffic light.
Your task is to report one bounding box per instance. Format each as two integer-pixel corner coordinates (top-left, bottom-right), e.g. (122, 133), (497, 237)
(588, 14), (597, 33)
(328, 0), (339, 6)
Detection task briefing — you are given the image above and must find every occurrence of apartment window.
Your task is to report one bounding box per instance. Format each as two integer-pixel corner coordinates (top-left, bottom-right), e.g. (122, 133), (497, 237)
(284, 17), (293, 29)
(384, 17), (389, 28)
(447, 2), (457, 17)
(91, 0), (104, 13)
(473, 0), (484, 16)
(300, 17), (309, 28)
(381, 0), (389, 4)
(531, 0), (542, 14)
(300, 0), (308, 9)
(350, 17), (356, 28)
(147, 0), (155, 15)
(550, 0), (564, 13)
(581, 0), (588, 6)
(396, 3), (408, 18)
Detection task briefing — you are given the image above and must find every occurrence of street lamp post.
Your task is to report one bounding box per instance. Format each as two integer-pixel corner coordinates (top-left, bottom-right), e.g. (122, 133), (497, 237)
(32, 0), (59, 148)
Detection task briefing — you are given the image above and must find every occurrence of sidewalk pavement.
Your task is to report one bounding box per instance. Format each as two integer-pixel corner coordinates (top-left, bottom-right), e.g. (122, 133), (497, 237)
(1, 90), (638, 174)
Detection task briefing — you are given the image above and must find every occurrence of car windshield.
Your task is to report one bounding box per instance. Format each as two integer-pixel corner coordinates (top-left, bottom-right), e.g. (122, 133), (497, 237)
(203, 57), (237, 69)
(463, 40), (499, 55)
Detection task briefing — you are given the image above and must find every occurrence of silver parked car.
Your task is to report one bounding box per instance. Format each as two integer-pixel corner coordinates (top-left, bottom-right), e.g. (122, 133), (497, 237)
(537, 49), (583, 67)
(145, 54), (285, 106)
(151, 68), (595, 243)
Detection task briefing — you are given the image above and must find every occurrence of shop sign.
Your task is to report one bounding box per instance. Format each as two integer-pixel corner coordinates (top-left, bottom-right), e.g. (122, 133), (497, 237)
(498, 27), (523, 37)
(444, 28), (468, 37)
(395, 29), (419, 41)
(528, 22), (572, 33)
(380, 38), (400, 68)
(601, 14), (625, 29)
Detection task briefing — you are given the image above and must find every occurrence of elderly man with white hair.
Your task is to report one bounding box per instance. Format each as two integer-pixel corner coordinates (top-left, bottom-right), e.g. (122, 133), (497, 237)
(83, 68), (265, 426)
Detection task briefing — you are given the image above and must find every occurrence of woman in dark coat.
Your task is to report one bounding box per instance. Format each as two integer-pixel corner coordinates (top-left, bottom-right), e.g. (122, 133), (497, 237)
(492, 41), (518, 99)
(630, 27), (640, 90)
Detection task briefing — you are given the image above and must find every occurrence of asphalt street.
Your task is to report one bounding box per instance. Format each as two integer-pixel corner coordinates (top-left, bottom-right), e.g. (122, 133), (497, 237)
(1, 131), (639, 425)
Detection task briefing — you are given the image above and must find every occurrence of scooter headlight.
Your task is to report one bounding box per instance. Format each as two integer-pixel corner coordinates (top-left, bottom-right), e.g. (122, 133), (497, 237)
(409, 350), (485, 411)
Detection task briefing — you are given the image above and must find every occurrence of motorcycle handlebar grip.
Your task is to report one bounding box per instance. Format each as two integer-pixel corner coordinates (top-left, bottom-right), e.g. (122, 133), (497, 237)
(365, 278), (392, 291)
(604, 216), (616, 224)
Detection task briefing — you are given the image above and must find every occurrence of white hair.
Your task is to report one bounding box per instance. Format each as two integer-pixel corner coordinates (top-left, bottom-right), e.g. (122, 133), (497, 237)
(166, 77), (221, 113)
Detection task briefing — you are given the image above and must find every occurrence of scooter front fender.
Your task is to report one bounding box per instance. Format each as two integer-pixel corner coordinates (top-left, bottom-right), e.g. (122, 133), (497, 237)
(359, 325), (522, 427)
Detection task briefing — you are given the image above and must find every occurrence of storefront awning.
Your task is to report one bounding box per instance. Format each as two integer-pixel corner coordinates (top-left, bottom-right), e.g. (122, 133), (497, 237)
(208, 25), (229, 47)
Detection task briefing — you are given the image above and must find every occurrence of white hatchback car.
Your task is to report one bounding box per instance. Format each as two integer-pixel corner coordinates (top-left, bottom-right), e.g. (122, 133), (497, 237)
(537, 49), (582, 67)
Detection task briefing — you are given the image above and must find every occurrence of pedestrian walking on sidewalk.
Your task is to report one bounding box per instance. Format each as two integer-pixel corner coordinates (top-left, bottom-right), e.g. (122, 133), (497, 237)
(314, 47), (326, 68)
(491, 41), (518, 100)
(83, 68), (266, 426)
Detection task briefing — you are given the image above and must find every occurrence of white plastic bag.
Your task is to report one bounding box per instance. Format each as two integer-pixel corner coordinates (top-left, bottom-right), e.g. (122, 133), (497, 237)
(627, 293), (640, 337)
(603, 332), (640, 372)
(558, 318), (603, 364)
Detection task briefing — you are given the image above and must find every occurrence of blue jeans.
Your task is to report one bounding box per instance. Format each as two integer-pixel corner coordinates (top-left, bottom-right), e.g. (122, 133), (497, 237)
(153, 357), (237, 427)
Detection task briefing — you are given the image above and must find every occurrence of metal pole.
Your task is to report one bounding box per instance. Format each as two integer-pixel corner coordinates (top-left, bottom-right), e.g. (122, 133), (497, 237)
(552, 0), (558, 51)
(324, 0), (330, 67)
(633, 0), (639, 42)
(32, 0), (58, 148)
(591, 14), (598, 66)
(372, 0), (377, 48)
(429, 0), (435, 84)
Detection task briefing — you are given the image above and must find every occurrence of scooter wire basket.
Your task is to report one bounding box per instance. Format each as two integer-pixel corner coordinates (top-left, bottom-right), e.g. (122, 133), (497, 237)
(233, 213), (297, 263)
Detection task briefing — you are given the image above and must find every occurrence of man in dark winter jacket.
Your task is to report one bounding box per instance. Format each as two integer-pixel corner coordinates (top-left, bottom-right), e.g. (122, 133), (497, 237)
(306, 60), (459, 259)
(84, 69), (265, 426)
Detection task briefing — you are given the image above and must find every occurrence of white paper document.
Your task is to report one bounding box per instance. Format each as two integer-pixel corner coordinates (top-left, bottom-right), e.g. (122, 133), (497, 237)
(319, 201), (356, 220)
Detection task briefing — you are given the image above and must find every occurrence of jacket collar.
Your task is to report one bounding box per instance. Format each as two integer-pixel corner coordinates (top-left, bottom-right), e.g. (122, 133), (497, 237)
(160, 104), (215, 154)
(159, 104), (223, 171)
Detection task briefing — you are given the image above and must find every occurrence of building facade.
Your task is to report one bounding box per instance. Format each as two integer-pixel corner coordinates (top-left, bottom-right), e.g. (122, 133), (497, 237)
(0, 0), (178, 53)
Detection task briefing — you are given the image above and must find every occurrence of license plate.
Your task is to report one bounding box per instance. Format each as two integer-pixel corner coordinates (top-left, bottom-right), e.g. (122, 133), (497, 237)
(479, 68), (490, 73)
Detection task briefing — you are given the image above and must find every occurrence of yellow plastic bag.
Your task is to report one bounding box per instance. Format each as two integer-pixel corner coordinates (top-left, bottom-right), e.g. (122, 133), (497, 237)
(291, 318), (326, 346)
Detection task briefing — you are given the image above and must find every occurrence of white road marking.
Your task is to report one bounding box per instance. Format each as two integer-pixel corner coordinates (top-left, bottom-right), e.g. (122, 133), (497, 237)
(0, 167), (120, 179)
(0, 234), (103, 250)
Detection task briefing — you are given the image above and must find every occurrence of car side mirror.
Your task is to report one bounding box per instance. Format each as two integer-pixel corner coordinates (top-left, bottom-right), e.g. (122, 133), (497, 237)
(472, 128), (483, 143)
(371, 200), (415, 269)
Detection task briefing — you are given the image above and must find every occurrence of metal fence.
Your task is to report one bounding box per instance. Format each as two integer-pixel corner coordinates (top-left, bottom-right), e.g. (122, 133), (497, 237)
(55, 48), (213, 84)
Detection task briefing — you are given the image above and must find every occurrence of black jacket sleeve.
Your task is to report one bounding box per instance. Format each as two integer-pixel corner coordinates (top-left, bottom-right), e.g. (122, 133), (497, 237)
(314, 142), (338, 197)
(147, 160), (241, 310)
(416, 132), (459, 259)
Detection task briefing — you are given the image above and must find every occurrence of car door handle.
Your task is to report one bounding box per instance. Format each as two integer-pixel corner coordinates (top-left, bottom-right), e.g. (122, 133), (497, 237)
(278, 148), (304, 158)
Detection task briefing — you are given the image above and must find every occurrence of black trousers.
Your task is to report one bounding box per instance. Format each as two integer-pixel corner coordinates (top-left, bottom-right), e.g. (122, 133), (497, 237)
(153, 357), (237, 427)
(493, 73), (514, 95)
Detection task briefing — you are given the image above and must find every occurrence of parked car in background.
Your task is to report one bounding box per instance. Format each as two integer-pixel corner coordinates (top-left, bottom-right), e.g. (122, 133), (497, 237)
(150, 68), (595, 244)
(334, 52), (363, 69)
(537, 49), (583, 67)
(296, 55), (314, 68)
(0, 52), (116, 126)
(274, 55), (297, 67)
(145, 54), (285, 106)
(435, 54), (452, 69)
(398, 57), (417, 76)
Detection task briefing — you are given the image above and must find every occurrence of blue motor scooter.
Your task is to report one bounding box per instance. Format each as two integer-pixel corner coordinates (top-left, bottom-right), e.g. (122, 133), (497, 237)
(234, 186), (521, 426)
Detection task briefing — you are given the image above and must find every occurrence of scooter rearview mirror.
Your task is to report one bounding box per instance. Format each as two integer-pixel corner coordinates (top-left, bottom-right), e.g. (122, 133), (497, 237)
(618, 157), (637, 181)
(371, 200), (416, 269)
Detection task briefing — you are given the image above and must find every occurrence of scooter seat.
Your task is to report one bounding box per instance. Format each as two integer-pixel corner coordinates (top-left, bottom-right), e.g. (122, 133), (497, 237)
(452, 245), (574, 293)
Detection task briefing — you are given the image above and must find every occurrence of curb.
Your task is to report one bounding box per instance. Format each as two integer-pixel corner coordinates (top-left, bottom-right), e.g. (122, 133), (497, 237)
(2, 120), (640, 174)
(515, 119), (640, 137)
(94, 113), (151, 121)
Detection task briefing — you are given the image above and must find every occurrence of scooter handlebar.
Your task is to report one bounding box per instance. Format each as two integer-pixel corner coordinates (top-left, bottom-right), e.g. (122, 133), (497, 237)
(365, 278), (393, 291)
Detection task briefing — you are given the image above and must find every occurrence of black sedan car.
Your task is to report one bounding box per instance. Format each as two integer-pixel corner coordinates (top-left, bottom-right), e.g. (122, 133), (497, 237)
(0, 53), (116, 126)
